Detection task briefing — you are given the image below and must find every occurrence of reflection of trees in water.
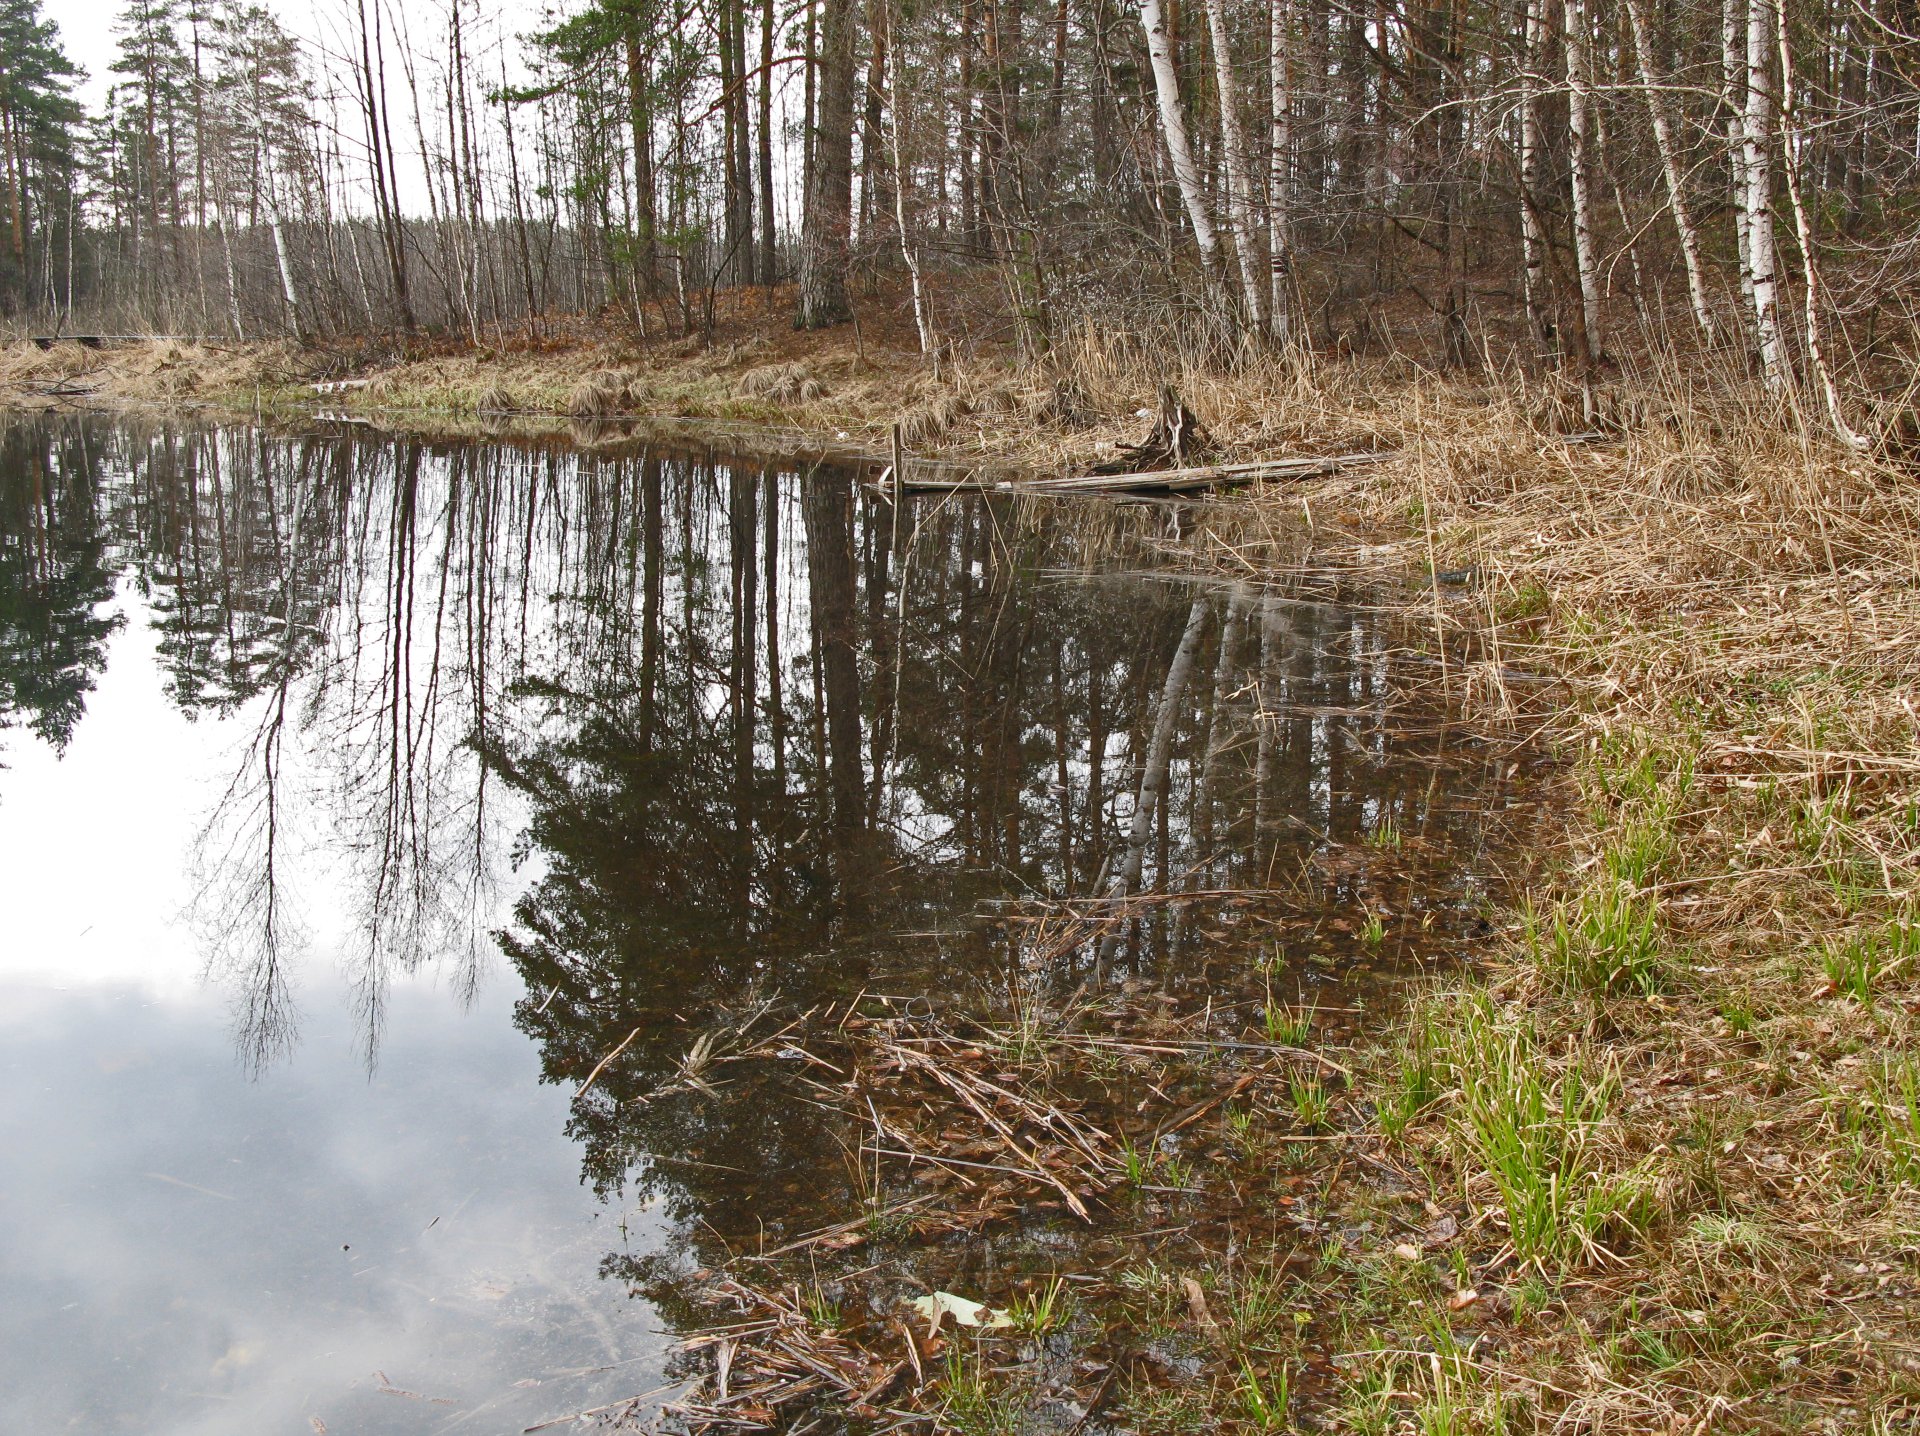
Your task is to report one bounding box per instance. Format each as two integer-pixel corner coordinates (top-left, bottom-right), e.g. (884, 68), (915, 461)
(478, 458), (1533, 1248)
(0, 420), (121, 756)
(0, 413), (1546, 1334)
(1, 412), (1530, 1107)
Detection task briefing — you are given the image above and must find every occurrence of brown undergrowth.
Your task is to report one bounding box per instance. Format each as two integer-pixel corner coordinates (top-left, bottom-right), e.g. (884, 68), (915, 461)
(1178, 358), (1920, 1433)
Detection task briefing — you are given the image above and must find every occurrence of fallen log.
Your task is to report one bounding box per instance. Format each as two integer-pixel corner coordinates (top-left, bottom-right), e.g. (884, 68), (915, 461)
(30, 334), (211, 350)
(882, 450), (1395, 496)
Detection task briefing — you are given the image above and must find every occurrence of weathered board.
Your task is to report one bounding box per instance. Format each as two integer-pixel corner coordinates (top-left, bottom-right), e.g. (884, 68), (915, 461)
(880, 450), (1395, 496)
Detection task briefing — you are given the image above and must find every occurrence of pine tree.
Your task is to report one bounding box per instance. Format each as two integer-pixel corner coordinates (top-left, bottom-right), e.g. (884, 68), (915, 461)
(0, 0), (82, 313)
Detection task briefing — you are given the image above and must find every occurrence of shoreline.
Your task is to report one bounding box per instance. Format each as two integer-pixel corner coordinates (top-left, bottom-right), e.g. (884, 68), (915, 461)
(6, 336), (1916, 1429)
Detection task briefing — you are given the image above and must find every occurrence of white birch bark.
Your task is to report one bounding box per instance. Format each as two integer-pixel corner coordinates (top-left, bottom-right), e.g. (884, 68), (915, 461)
(1564, 0), (1605, 365)
(1519, 0), (1552, 354)
(215, 204), (245, 340)
(1775, 0), (1867, 442)
(1139, 0), (1230, 298)
(263, 153), (303, 340)
(1268, 0), (1294, 346)
(1744, 0), (1786, 386)
(1624, 0), (1717, 342)
(1204, 0), (1268, 328)
(1724, 0), (1755, 312)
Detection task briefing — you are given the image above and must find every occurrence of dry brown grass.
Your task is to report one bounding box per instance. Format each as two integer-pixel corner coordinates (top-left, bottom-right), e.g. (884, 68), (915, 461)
(472, 383), (515, 415)
(564, 369), (630, 417)
(1138, 355), (1920, 1433)
(0, 337), (308, 409)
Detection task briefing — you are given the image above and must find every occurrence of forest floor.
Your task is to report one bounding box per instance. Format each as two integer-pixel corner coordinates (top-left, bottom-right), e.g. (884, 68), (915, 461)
(6, 288), (1919, 1432)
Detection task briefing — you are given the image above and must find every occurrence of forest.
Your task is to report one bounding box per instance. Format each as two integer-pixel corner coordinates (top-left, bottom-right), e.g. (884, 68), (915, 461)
(0, 0), (1915, 410)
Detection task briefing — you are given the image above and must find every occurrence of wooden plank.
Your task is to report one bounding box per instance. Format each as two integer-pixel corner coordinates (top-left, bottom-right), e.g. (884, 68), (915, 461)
(880, 449), (1395, 496)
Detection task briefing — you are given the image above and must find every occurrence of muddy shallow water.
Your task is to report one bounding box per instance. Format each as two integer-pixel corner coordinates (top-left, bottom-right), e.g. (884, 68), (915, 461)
(0, 413), (1552, 1431)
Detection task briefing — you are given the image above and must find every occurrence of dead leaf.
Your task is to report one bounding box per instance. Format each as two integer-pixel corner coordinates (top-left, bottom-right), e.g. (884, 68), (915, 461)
(1392, 1242), (1421, 1261)
(910, 1291), (1012, 1335)
(1448, 1288), (1479, 1312)
(310, 1420), (327, 1435)
(1180, 1276), (1217, 1329)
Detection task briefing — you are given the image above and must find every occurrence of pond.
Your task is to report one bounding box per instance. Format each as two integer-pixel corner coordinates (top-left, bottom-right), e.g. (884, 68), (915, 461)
(0, 413), (1550, 1431)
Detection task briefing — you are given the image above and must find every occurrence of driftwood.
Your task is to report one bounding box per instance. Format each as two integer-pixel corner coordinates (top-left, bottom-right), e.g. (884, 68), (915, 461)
(884, 450), (1395, 496)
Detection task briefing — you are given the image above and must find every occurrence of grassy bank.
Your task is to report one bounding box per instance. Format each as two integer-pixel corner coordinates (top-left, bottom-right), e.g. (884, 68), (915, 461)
(0, 292), (1488, 475)
(1206, 366), (1920, 1432)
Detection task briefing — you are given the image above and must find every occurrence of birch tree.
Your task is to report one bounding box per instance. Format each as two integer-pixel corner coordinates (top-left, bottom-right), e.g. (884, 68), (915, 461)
(1518, 0), (1552, 354)
(1204, 0), (1266, 328)
(1623, 0), (1716, 342)
(1139, 0), (1230, 307)
(1267, 0), (1293, 346)
(1564, 0), (1604, 366)
(1743, 0), (1786, 385)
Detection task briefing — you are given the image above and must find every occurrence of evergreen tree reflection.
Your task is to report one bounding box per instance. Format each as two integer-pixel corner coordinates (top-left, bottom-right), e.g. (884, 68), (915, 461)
(0, 418), (120, 755)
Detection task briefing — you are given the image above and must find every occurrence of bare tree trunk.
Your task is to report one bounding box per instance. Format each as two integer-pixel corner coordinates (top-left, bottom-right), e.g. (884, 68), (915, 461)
(1519, 0), (1554, 356)
(759, 0), (778, 286)
(1724, 0), (1755, 317)
(1139, 0), (1231, 303)
(797, 0), (856, 326)
(358, 0), (415, 329)
(500, 54), (541, 328)
(1744, 0), (1786, 385)
(624, 30), (658, 301)
(264, 156), (302, 339)
(860, 0), (890, 245)
(732, 0), (756, 285)
(1268, 0), (1294, 346)
(1204, 0), (1268, 328)
(1564, 0), (1605, 366)
(1624, 0), (1716, 343)
(215, 204), (245, 339)
(885, 7), (937, 354)
(1776, 0), (1865, 441)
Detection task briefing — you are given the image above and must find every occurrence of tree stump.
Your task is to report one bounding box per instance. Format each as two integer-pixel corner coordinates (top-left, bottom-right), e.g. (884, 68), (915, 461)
(1093, 385), (1213, 473)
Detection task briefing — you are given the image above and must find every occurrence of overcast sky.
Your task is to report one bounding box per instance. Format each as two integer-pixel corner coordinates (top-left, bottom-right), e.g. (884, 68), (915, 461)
(54, 0), (549, 113)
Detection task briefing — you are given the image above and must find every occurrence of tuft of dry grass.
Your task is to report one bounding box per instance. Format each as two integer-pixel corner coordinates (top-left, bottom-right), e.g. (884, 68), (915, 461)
(565, 370), (629, 417)
(472, 383), (514, 415)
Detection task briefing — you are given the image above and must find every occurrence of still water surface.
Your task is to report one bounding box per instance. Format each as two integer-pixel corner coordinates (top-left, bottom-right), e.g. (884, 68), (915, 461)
(0, 414), (1543, 1430)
